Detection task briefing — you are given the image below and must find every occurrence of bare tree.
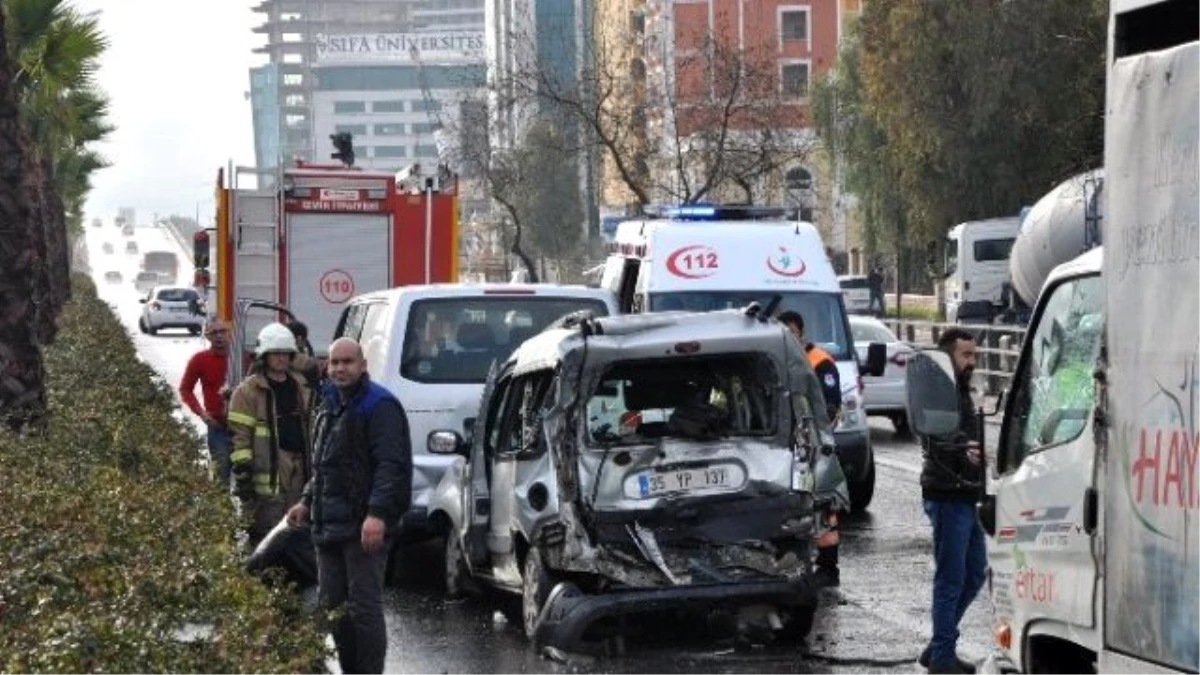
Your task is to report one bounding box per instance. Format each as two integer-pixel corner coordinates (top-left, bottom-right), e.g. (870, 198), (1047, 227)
(492, 13), (815, 209)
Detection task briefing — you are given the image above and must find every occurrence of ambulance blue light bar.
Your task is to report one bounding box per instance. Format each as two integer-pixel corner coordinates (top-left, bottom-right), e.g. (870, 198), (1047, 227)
(656, 204), (790, 221)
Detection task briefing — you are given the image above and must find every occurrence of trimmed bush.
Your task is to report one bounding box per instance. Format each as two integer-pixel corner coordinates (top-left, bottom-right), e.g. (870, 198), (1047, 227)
(0, 275), (329, 672)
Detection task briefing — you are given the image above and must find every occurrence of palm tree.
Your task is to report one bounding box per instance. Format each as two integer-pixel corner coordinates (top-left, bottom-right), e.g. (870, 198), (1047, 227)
(0, 3), (48, 429)
(4, 0), (111, 341)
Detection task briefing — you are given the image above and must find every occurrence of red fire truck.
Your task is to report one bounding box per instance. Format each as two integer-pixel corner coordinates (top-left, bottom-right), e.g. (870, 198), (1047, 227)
(201, 161), (459, 374)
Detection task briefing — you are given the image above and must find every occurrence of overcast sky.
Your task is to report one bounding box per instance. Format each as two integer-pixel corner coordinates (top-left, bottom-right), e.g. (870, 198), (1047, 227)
(75, 0), (261, 224)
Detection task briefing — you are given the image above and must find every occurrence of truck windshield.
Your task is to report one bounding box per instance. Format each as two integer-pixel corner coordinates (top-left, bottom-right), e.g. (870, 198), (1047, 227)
(143, 252), (176, 271)
(401, 296), (610, 384)
(586, 354), (777, 446)
(648, 291), (853, 360)
(944, 236), (959, 277)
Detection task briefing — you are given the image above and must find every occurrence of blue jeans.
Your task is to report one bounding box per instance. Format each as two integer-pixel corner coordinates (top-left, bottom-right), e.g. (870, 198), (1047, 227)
(924, 499), (987, 668)
(207, 425), (232, 486)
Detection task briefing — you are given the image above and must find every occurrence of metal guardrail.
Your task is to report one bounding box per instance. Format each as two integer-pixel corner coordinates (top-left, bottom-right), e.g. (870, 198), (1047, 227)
(882, 318), (1027, 396)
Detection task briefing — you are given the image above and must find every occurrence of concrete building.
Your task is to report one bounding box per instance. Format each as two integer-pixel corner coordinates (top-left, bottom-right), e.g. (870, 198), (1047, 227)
(592, 0), (864, 252)
(484, 0), (600, 239)
(250, 0), (486, 178)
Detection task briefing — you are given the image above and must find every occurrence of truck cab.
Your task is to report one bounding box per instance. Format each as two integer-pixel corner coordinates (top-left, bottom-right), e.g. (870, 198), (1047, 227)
(599, 205), (883, 511)
(941, 217), (1020, 323)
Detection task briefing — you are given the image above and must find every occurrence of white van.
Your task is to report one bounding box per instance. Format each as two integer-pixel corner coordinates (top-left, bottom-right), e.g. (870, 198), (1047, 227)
(333, 284), (618, 538)
(599, 205), (881, 510)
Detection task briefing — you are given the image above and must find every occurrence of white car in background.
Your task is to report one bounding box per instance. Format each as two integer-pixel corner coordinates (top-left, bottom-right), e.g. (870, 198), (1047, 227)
(139, 286), (204, 336)
(849, 315), (914, 436)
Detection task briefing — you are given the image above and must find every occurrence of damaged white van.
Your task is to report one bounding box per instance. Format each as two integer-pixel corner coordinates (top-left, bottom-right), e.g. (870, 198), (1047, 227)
(429, 307), (828, 652)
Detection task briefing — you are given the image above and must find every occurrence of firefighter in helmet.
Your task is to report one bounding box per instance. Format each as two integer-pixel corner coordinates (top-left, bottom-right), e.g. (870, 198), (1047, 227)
(227, 322), (314, 548)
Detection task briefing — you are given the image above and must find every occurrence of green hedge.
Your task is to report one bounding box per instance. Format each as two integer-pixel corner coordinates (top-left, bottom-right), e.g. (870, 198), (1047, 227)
(0, 276), (329, 673)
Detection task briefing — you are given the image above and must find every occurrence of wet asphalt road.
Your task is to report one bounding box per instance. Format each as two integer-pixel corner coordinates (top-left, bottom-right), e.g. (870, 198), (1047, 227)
(91, 226), (999, 674)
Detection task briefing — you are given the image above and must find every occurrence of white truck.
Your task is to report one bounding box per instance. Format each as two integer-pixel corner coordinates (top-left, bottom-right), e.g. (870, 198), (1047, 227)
(941, 216), (1021, 323)
(909, 1), (1199, 671)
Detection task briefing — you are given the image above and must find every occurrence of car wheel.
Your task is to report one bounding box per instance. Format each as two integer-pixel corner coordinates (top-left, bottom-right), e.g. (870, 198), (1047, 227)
(891, 413), (912, 438)
(444, 531), (472, 599)
(147, 321), (158, 336)
(138, 317), (148, 334)
(783, 603), (817, 641)
(189, 327), (201, 336)
(848, 459), (876, 512)
(521, 546), (554, 641)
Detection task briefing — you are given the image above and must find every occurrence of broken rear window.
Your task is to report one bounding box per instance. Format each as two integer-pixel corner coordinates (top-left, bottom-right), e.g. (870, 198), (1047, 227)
(586, 354), (777, 445)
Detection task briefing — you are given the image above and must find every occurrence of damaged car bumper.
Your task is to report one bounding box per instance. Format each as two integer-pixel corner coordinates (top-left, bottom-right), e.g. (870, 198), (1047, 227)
(533, 576), (817, 651)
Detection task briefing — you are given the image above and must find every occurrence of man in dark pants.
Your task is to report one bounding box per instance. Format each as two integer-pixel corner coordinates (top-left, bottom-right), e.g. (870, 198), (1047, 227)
(919, 328), (984, 674)
(868, 265), (886, 317)
(778, 310), (845, 588)
(288, 337), (411, 674)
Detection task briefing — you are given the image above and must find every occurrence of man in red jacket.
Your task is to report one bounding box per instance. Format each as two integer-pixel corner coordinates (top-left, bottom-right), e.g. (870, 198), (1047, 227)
(181, 319), (233, 484)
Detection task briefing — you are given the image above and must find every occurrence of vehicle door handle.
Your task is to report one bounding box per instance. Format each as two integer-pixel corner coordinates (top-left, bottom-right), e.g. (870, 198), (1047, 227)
(1083, 488), (1098, 534)
(977, 495), (996, 536)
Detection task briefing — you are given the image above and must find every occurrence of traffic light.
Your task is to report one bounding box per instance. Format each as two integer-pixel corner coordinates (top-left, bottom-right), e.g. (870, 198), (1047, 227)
(331, 132), (355, 166)
(193, 230), (210, 270)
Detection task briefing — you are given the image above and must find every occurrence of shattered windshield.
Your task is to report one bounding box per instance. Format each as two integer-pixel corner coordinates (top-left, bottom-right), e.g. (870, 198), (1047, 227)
(585, 354), (777, 446)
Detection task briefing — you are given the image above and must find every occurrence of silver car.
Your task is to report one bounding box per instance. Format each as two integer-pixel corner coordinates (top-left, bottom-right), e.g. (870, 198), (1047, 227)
(429, 309), (829, 652)
(849, 315), (913, 435)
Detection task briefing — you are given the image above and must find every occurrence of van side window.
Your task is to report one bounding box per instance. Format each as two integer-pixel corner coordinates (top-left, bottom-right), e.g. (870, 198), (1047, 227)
(495, 370), (555, 457)
(335, 303), (369, 341)
(484, 374), (514, 460)
(1000, 275), (1103, 472)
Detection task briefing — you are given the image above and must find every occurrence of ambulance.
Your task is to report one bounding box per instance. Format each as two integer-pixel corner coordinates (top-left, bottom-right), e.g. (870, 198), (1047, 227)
(599, 205), (881, 510)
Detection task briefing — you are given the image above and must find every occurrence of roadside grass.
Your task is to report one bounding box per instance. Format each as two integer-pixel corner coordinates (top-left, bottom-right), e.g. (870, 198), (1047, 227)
(0, 275), (329, 673)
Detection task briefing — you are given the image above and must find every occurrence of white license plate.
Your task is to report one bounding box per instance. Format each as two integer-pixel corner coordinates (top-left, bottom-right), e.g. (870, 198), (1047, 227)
(170, 307), (189, 313)
(628, 463), (745, 499)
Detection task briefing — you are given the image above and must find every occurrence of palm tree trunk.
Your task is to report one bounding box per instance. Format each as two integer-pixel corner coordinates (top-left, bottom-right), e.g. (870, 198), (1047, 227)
(0, 7), (48, 429)
(42, 153), (70, 334)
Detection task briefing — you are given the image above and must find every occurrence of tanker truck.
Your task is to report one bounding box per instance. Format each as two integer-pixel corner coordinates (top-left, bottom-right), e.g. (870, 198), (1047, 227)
(907, 0), (1199, 671)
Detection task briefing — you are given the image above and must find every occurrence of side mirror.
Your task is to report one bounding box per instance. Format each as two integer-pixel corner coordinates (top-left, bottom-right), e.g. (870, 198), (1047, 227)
(428, 430), (468, 456)
(864, 342), (888, 377)
(904, 350), (961, 437)
(139, 298), (147, 304)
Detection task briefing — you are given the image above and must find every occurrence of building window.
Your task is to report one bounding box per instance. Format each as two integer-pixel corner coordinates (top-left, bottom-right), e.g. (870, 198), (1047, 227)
(283, 73), (303, 86)
(334, 101), (366, 114)
(412, 99), (442, 113)
(375, 123), (406, 136)
(372, 100), (406, 113)
(415, 144), (439, 158)
(412, 122), (438, 135)
(786, 166), (815, 221)
(374, 146), (408, 158)
(336, 124), (368, 136)
(781, 8), (810, 42)
(780, 61), (810, 99)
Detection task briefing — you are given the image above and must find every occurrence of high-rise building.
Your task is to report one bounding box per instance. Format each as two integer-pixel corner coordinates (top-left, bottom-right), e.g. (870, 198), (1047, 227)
(485, 0), (600, 238)
(251, 0), (486, 179)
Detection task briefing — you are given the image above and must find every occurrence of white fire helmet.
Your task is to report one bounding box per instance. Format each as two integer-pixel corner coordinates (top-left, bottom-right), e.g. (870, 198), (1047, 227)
(256, 322), (298, 357)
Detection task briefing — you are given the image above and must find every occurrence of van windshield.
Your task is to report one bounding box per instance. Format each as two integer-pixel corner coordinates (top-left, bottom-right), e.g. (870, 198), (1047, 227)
(648, 291), (853, 360)
(586, 355), (777, 446)
(401, 296), (610, 384)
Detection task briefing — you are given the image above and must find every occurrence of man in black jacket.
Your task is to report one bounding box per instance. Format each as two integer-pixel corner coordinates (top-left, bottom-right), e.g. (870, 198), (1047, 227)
(288, 337), (411, 675)
(919, 328), (984, 674)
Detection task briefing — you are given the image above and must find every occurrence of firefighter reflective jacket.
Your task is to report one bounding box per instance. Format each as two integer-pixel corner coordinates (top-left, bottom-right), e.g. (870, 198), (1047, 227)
(227, 371), (313, 504)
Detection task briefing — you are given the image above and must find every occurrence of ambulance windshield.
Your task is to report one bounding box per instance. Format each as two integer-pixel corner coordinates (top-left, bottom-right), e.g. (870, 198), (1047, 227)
(649, 291), (853, 360)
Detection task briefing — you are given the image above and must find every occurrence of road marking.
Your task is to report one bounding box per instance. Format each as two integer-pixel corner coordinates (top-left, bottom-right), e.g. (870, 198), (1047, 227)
(874, 455), (923, 475)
